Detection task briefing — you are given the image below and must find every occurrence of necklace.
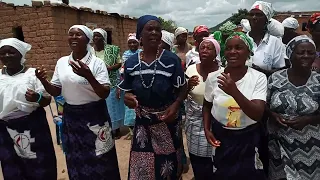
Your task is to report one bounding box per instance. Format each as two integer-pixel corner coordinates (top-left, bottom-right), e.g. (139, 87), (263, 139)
(139, 48), (161, 89)
(5, 65), (25, 76)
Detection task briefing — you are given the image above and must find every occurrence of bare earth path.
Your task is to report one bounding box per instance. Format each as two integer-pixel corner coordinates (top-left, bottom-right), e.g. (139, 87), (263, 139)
(0, 101), (194, 180)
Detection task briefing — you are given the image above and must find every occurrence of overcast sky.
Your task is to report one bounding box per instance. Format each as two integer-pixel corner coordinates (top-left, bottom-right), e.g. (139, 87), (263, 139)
(3, 0), (320, 30)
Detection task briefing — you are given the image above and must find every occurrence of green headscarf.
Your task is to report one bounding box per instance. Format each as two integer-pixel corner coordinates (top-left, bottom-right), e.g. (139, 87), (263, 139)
(226, 32), (254, 55)
(219, 21), (237, 35)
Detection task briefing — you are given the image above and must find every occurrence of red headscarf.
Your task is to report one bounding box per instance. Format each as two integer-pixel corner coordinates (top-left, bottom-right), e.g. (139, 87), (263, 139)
(307, 13), (320, 32)
(193, 25), (209, 36)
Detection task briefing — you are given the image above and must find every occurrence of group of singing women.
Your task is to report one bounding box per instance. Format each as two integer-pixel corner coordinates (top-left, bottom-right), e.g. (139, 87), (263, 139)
(0, 0), (320, 180)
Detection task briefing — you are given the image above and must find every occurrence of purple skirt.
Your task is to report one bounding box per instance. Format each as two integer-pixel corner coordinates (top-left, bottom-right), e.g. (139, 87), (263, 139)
(63, 100), (121, 180)
(0, 108), (57, 180)
(211, 117), (266, 180)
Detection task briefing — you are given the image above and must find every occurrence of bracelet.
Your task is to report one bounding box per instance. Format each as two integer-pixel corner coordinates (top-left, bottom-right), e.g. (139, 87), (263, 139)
(36, 92), (42, 103)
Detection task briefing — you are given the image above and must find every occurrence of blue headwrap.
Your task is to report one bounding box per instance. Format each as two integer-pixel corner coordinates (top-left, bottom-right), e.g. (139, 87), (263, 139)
(136, 15), (160, 40)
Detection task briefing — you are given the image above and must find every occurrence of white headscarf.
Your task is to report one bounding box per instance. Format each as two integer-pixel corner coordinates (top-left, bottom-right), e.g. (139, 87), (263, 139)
(93, 28), (108, 41)
(282, 17), (299, 29)
(240, 19), (251, 32)
(127, 33), (139, 42)
(286, 35), (316, 60)
(268, 18), (284, 38)
(0, 38), (31, 64)
(161, 30), (174, 48)
(174, 27), (188, 38)
(251, 1), (274, 21)
(69, 25), (93, 51)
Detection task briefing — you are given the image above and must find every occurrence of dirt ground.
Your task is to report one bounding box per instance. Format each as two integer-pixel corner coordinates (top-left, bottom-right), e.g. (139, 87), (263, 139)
(0, 101), (194, 180)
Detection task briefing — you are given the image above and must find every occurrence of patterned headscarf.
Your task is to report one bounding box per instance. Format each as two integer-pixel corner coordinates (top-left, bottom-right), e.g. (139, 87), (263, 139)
(250, 1), (274, 20)
(226, 32), (254, 55)
(175, 27), (188, 38)
(136, 15), (160, 40)
(219, 21), (237, 35)
(282, 17), (299, 29)
(161, 30), (175, 48)
(193, 25), (209, 36)
(286, 35), (316, 60)
(307, 13), (320, 32)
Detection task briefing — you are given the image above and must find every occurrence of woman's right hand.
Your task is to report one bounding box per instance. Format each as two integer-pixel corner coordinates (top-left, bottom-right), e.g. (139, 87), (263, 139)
(124, 93), (138, 109)
(205, 129), (221, 147)
(35, 66), (48, 82)
(270, 112), (287, 127)
(188, 75), (199, 90)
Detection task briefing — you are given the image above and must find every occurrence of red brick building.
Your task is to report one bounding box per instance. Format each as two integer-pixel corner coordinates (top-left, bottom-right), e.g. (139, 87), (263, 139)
(0, 1), (137, 73)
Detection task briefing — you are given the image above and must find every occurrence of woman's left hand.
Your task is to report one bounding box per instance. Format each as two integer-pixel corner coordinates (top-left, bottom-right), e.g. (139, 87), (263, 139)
(70, 60), (93, 79)
(160, 101), (180, 123)
(217, 72), (238, 96)
(284, 116), (311, 130)
(25, 89), (40, 102)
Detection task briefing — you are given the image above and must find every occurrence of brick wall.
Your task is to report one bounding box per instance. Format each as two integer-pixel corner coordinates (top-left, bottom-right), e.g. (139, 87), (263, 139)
(0, 1), (137, 73)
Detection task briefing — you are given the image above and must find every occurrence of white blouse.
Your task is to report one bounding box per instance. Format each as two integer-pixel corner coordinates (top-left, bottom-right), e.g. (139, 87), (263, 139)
(51, 52), (110, 105)
(204, 67), (267, 129)
(0, 68), (48, 120)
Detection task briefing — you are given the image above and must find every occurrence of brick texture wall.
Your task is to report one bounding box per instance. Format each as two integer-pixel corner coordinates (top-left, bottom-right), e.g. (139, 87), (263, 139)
(273, 11), (317, 35)
(0, 1), (137, 73)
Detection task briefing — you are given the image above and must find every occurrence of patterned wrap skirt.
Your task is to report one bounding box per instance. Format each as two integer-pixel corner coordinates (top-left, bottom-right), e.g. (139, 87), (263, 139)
(63, 100), (121, 180)
(211, 117), (266, 180)
(0, 108), (57, 180)
(106, 87), (125, 130)
(128, 106), (183, 180)
(268, 122), (320, 180)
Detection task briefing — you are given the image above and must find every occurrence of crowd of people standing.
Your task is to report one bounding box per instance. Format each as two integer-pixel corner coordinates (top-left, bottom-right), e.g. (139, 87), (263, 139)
(0, 1), (320, 180)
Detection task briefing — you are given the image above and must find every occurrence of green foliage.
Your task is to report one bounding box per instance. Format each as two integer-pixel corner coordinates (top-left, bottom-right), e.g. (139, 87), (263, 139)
(209, 9), (249, 33)
(158, 17), (177, 33)
(229, 9), (249, 25)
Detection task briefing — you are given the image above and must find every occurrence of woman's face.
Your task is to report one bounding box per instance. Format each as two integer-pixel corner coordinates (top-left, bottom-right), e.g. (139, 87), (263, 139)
(128, 39), (139, 51)
(199, 41), (217, 63)
(176, 33), (188, 45)
(0, 46), (22, 68)
(225, 38), (250, 68)
(93, 32), (105, 46)
(248, 9), (268, 31)
(141, 20), (162, 48)
(68, 28), (89, 52)
(194, 31), (210, 46)
(291, 42), (316, 70)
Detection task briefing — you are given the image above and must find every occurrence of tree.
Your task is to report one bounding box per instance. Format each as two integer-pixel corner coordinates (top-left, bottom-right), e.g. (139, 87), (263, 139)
(229, 9), (249, 25)
(158, 17), (177, 33)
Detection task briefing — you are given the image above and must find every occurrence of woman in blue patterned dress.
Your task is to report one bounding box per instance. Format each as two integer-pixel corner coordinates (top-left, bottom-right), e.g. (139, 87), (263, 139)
(118, 15), (187, 180)
(267, 35), (320, 180)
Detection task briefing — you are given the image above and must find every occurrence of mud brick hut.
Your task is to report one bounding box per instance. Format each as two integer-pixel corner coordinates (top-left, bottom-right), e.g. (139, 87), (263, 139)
(0, 1), (137, 73)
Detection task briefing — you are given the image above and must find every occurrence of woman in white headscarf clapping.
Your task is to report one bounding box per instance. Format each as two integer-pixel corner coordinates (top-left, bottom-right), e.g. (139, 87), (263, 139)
(36, 25), (121, 179)
(0, 38), (57, 179)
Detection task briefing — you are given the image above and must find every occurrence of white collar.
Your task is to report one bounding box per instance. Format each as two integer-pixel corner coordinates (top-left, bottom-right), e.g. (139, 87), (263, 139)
(247, 32), (270, 45)
(69, 51), (92, 65)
